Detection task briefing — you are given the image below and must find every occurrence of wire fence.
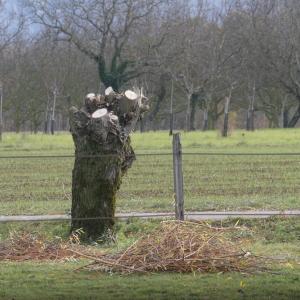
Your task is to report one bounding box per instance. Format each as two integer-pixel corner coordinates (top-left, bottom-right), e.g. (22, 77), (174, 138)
(1, 145), (300, 222)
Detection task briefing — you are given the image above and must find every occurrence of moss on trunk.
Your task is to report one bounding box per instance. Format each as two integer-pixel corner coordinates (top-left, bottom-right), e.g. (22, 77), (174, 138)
(69, 89), (147, 240)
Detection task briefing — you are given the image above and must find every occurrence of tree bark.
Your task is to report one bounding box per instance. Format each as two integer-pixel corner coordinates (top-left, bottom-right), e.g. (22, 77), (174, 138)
(202, 110), (208, 131)
(283, 108), (289, 128)
(222, 97), (230, 137)
(189, 94), (198, 131)
(287, 103), (300, 127)
(69, 89), (148, 240)
(246, 109), (255, 131)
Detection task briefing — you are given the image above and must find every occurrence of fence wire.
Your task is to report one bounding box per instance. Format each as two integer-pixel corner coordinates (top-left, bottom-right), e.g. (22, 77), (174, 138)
(0, 152), (299, 221)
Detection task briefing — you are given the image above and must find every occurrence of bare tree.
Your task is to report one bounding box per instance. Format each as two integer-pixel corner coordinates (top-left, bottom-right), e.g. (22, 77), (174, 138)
(245, 0), (300, 127)
(25, 0), (165, 91)
(0, 1), (24, 138)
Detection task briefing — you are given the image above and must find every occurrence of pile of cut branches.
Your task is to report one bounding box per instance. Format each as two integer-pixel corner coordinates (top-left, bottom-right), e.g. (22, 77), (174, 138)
(0, 232), (77, 261)
(81, 221), (268, 274)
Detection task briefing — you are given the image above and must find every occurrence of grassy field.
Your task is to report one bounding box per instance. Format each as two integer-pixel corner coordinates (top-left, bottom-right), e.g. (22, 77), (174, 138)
(1, 262), (299, 300)
(1, 130), (300, 299)
(0, 217), (299, 299)
(1, 129), (300, 215)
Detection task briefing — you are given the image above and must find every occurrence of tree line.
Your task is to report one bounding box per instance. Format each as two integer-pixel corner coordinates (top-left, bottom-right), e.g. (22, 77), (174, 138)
(1, 0), (300, 133)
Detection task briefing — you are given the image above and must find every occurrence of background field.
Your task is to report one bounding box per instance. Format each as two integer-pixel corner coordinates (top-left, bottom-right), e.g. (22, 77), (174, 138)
(1, 129), (300, 215)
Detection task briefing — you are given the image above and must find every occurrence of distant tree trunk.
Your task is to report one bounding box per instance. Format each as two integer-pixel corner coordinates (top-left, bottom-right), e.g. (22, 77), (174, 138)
(222, 97), (230, 137)
(246, 109), (255, 131)
(287, 102), (300, 127)
(140, 119), (145, 132)
(246, 109), (250, 130)
(147, 73), (167, 128)
(169, 113), (174, 135)
(189, 94), (198, 131)
(50, 119), (55, 135)
(70, 89), (148, 240)
(202, 110), (208, 131)
(283, 108), (289, 128)
(185, 94), (192, 131)
(246, 83), (255, 131)
(207, 109), (217, 130)
(31, 119), (39, 134)
(97, 58), (120, 92)
(265, 112), (279, 128)
(250, 109), (255, 131)
(15, 117), (21, 133)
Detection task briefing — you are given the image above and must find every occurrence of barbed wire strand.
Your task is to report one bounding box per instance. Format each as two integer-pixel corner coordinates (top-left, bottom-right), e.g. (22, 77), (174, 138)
(2, 152), (300, 159)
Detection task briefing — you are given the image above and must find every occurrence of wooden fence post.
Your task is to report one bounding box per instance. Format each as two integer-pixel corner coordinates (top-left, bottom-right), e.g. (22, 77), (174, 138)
(222, 96), (230, 137)
(173, 133), (184, 220)
(0, 83), (3, 142)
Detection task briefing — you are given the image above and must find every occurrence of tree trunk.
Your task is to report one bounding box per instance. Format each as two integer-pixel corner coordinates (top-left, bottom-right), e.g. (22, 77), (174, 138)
(69, 89), (148, 240)
(169, 112), (174, 135)
(246, 109), (250, 131)
(140, 119), (145, 132)
(287, 103), (300, 128)
(283, 108), (289, 128)
(189, 94), (197, 131)
(250, 109), (255, 131)
(246, 109), (255, 131)
(185, 94), (192, 131)
(207, 109), (217, 130)
(222, 97), (230, 137)
(51, 119), (55, 135)
(202, 110), (208, 131)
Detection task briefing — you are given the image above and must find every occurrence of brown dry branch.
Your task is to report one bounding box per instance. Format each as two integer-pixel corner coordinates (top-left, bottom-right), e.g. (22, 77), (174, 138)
(0, 232), (79, 261)
(81, 221), (269, 274)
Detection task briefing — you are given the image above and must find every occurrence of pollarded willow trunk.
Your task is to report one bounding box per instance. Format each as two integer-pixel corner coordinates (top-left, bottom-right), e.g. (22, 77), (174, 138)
(69, 87), (149, 240)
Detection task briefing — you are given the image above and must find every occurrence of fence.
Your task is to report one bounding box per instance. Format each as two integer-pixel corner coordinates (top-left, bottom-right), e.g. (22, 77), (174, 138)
(0, 134), (300, 222)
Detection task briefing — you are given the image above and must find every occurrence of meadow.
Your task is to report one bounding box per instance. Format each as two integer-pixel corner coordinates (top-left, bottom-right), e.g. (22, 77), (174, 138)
(0, 217), (299, 299)
(0, 129), (300, 299)
(0, 129), (300, 215)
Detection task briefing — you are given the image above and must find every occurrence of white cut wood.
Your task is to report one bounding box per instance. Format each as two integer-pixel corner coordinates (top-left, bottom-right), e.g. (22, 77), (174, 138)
(105, 87), (114, 96)
(109, 114), (119, 121)
(125, 90), (138, 101)
(92, 108), (108, 119)
(86, 93), (96, 100)
(118, 90), (139, 114)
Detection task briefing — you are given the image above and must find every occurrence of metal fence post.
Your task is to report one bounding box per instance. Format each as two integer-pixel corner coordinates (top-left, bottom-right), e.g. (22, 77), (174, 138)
(173, 133), (184, 220)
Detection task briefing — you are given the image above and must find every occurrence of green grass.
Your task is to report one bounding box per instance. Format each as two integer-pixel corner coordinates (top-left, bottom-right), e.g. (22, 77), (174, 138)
(1, 129), (300, 215)
(0, 262), (299, 300)
(1, 129), (300, 153)
(1, 131), (300, 299)
(0, 218), (299, 300)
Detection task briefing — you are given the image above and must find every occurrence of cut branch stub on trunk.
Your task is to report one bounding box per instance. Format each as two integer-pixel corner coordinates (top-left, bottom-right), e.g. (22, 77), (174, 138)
(118, 90), (139, 115)
(92, 108), (108, 119)
(85, 93), (106, 113)
(69, 87), (149, 240)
